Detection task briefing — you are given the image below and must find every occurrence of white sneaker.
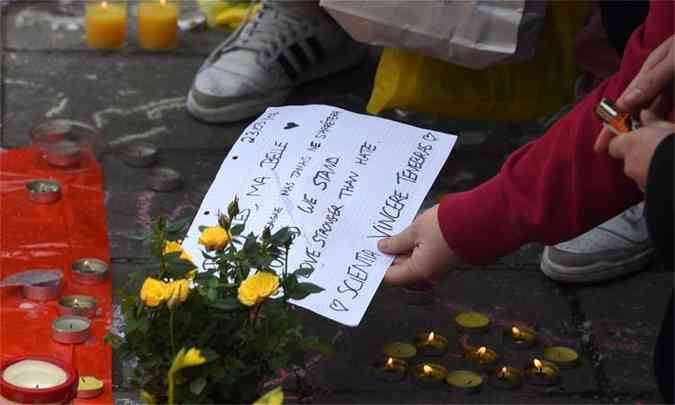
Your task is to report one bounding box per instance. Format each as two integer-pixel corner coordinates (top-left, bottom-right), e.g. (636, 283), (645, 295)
(187, 1), (366, 123)
(541, 203), (654, 283)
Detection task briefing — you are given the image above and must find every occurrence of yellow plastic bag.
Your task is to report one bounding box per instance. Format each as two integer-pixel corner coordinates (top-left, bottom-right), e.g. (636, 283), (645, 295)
(366, 1), (590, 122)
(197, 0), (259, 31)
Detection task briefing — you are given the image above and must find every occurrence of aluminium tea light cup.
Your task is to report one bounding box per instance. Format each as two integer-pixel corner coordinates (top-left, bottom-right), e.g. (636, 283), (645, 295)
(543, 346), (580, 369)
(72, 258), (109, 285)
(121, 142), (159, 168)
(373, 357), (407, 382)
(382, 341), (417, 359)
(503, 326), (537, 349)
(446, 370), (483, 393)
(52, 315), (91, 344)
(464, 346), (498, 369)
(0, 356), (78, 404)
(454, 312), (491, 334)
(488, 365), (523, 390)
(76, 376), (103, 399)
(147, 167), (183, 192)
(413, 331), (448, 357)
(58, 295), (97, 318)
(524, 359), (560, 386)
(22, 278), (63, 302)
(412, 363), (447, 388)
(45, 140), (82, 169)
(26, 180), (62, 204)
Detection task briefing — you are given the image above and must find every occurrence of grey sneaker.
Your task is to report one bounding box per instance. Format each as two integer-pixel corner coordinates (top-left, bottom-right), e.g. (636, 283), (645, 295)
(541, 203), (654, 283)
(187, 2), (366, 123)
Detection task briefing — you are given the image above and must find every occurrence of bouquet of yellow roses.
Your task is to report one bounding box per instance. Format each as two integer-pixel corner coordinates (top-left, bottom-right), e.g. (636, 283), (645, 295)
(107, 198), (328, 404)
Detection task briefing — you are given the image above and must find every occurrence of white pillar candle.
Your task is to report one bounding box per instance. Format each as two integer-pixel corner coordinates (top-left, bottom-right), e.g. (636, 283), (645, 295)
(2, 360), (68, 389)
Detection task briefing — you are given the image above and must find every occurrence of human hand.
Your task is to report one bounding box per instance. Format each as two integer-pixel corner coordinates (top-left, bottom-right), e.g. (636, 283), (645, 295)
(378, 204), (461, 286)
(608, 109), (674, 191)
(595, 35), (673, 153)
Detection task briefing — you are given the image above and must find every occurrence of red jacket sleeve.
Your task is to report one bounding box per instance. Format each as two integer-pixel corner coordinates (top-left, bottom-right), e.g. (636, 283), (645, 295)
(438, 0), (674, 265)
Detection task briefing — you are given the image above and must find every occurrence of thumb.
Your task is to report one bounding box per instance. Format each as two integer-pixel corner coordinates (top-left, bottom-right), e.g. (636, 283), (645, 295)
(608, 134), (630, 160)
(378, 225), (416, 255)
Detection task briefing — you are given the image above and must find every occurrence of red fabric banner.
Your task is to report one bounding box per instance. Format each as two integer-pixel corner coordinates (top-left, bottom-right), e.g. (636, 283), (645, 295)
(0, 148), (112, 404)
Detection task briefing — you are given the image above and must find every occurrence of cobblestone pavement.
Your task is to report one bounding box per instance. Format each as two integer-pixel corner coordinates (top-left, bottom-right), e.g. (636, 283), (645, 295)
(1, 3), (671, 403)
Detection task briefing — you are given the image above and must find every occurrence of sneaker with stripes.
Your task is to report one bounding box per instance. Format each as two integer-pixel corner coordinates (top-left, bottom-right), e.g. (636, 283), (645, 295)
(187, 1), (366, 123)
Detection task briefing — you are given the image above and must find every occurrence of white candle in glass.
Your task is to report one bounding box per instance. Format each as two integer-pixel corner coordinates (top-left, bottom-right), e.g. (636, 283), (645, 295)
(2, 360), (68, 389)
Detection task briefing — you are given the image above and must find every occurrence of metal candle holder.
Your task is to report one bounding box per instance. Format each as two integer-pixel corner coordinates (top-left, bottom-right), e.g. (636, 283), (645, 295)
(51, 315), (91, 345)
(58, 295), (98, 318)
(26, 180), (62, 204)
(71, 258), (109, 285)
(121, 142), (159, 168)
(147, 167), (183, 192)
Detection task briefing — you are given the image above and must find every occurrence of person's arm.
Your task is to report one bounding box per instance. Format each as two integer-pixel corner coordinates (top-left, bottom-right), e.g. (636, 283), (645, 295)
(438, 0), (673, 265)
(645, 135), (673, 270)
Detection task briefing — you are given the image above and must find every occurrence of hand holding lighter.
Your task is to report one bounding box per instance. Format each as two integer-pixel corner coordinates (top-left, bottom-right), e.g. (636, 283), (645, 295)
(595, 98), (640, 135)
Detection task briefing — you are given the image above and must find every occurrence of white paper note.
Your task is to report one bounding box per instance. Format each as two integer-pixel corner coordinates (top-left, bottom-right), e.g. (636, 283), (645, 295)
(182, 105), (457, 326)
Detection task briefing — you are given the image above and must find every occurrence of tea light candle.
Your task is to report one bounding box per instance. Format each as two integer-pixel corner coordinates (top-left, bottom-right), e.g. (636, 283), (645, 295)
(414, 331), (448, 357)
(465, 346), (498, 369)
(45, 140), (81, 169)
(455, 312), (490, 334)
(382, 341), (417, 359)
(524, 359), (560, 386)
(72, 258), (109, 285)
(488, 365), (523, 390)
(412, 363), (447, 388)
(121, 142), (159, 168)
(148, 167), (183, 192)
(22, 279), (63, 302)
(0, 357), (78, 404)
(26, 180), (61, 204)
(138, 0), (178, 50)
(543, 346), (580, 368)
(52, 315), (91, 344)
(77, 376), (104, 399)
(58, 295), (98, 318)
(446, 370), (483, 393)
(503, 326), (537, 349)
(86, 1), (127, 49)
(373, 357), (407, 382)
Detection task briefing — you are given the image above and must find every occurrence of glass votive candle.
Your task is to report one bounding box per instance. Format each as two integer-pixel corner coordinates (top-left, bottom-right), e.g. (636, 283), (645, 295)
(412, 363), (447, 388)
(488, 366), (523, 390)
(524, 359), (560, 386)
(413, 331), (448, 357)
(138, 0), (179, 50)
(45, 140), (82, 169)
(373, 357), (407, 382)
(464, 346), (498, 369)
(85, 1), (127, 49)
(446, 370), (483, 394)
(120, 142), (159, 168)
(30, 120), (101, 165)
(502, 325), (537, 349)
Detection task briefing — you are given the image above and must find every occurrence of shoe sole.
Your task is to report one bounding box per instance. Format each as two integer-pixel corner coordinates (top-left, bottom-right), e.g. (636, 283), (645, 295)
(540, 247), (654, 284)
(187, 45), (368, 124)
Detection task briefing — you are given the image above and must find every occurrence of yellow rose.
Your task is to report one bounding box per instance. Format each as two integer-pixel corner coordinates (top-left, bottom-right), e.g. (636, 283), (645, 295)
(238, 272), (279, 306)
(198, 226), (230, 251)
(163, 241), (194, 263)
(140, 278), (170, 307)
(166, 279), (190, 308)
(170, 347), (206, 373)
(253, 387), (283, 405)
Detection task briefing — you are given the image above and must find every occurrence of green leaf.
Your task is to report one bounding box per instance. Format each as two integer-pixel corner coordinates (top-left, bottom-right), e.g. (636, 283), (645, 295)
(286, 282), (324, 300)
(229, 224), (245, 236)
(126, 318), (149, 334)
(207, 288), (218, 302)
(271, 228), (291, 246)
(294, 266), (314, 278)
(198, 225), (208, 232)
(189, 377), (207, 396)
(167, 217), (193, 233)
(209, 297), (240, 311)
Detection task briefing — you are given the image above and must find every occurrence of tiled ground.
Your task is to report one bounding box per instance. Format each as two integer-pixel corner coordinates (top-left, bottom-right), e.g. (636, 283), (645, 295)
(1, 3), (671, 404)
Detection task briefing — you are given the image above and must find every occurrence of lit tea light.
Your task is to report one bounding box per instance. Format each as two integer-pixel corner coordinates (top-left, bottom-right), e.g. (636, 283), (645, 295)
(58, 295), (98, 318)
(72, 258), (109, 285)
(45, 140), (81, 169)
(138, 0), (179, 50)
(52, 315), (91, 345)
(121, 142), (159, 168)
(524, 358), (560, 386)
(464, 346), (498, 369)
(26, 180), (62, 205)
(373, 357), (407, 382)
(77, 376), (104, 399)
(488, 365), (523, 390)
(85, 1), (127, 49)
(0, 357), (78, 404)
(454, 312), (491, 334)
(382, 341), (417, 359)
(414, 331), (448, 357)
(148, 167), (183, 192)
(543, 346), (580, 368)
(446, 370), (483, 393)
(412, 363), (448, 388)
(503, 325), (537, 349)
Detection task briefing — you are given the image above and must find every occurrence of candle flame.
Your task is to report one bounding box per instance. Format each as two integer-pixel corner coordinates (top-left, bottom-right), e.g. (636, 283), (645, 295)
(423, 365), (432, 375)
(160, 0), (166, 5)
(477, 346), (487, 355)
(427, 331), (435, 342)
(101, 1), (108, 9)
(498, 366), (508, 378)
(386, 358), (394, 367)
(534, 359), (543, 369)
(511, 326), (520, 336)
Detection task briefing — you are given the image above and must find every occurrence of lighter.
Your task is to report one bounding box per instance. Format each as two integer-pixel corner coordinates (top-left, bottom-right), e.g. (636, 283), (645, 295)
(595, 98), (640, 135)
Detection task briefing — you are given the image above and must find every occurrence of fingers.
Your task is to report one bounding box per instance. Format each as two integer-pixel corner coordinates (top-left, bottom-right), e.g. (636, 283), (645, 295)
(594, 125), (616, 153)
(378, 225), (416, 255)
(382, 256), (422, 286)
(617, 46), (674, 111)
(608, 133), (631, 159)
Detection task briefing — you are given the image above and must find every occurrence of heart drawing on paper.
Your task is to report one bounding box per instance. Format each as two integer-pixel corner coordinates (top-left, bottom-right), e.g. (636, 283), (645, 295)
(329, 298), (348, 312)
(284, 122), (299, 130)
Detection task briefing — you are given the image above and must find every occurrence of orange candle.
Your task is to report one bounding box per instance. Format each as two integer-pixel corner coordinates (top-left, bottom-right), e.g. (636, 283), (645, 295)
(138, 0), (178, 50)
(85, 1), (127, 49)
